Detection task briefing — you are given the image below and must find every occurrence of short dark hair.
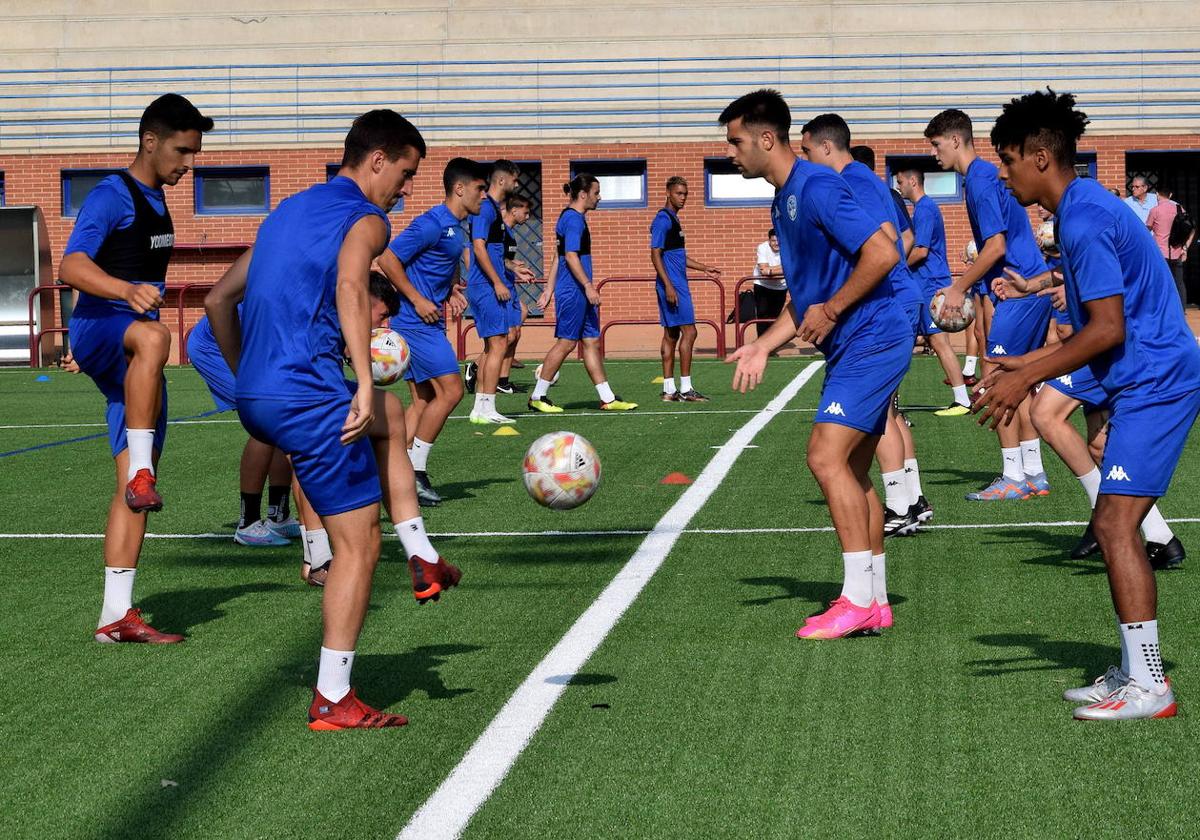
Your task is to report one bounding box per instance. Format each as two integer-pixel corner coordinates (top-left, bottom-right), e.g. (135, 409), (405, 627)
(564, 172), (599, 199)
(850, 145), (876, 169)
(139, 94), (213, 140)
(489, 159), (520, 183)
(341, 109), (427, 168)
(924, 109), (973, 142)
(368, 270), (400, 317)
(443, 157), (488, 194)
(896, 167), (925, 186)
(801, 114), (851, 151)
(506, 194), (530, 210)
(767, 228), (777, 237)
(719, 89), (791, 141)
(1156, 180), (1173, 197)
(666, 176), (688, 190)
(989, 89), (1089, 169)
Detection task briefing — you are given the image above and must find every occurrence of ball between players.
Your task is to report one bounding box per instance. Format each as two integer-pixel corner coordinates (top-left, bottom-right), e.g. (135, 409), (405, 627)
(929, 292), (976, 333)
(370, 328), (410, 386)
(523, 431), (602, 510)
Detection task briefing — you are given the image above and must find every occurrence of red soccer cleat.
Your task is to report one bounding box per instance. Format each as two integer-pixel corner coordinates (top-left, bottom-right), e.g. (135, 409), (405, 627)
(94, 608), (184, 644)
(308, 688), (408, 730)
(124, 469), (163, 513)
(407, 555), (462, 604)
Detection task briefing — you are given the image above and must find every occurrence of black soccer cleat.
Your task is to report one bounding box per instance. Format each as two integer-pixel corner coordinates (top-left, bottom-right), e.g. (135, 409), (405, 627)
(884, 506), (918, 538)
(464, 361), (477, 394)
(414, 470), (442, 507)
(1070, 522), (1101, 559)
(1147, 537), (1185, 571)
(910, 495), (933, 524)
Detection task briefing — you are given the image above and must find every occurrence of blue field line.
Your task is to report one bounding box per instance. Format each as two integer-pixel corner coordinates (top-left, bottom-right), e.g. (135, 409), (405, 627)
(0, 408), (223, 459)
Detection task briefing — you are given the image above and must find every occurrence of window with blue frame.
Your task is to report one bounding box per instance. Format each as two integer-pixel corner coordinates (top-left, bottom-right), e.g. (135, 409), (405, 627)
(194, 166), (270, 215)
(884, 156), (962, 204)
(569, 160), (646, 209)
(1074, 151), (1098, 179)
(326, 162), (403, 211)
(61, 169), (125, 217)
(704, 158), (774, 207)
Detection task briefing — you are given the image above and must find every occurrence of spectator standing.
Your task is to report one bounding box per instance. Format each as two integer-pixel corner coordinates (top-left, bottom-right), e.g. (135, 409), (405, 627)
(1123, 175), (1158, 224)
(1145, 183), (1195, 309)
(752, 228), (786, 336)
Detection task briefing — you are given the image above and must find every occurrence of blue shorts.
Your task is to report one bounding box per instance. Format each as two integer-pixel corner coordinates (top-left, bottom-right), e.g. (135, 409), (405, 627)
(1051, 305), (1073, 327)
(237, 390), (380, 517)
(187, 329), (236, 411)
(903, 301), (922, 338)
(987, 296), (1051, 357)
(70, 312), (168, 458)
(816, 336), (913, 436)
(974, 279), (991, 299)
(1099, 391), (1200, 497)
(1045, 366), (1108, 410)
(656, 281), (696, 328)
(554, 288), (601, 341)
(398, 324), (460, 383)
(508, 293), (525, 330)
(468, 281), (513, 340)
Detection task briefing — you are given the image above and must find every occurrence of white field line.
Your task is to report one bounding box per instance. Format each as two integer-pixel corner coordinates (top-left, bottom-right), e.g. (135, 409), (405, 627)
(394, 360), (825, 840)
(3, 519), (1200, 541)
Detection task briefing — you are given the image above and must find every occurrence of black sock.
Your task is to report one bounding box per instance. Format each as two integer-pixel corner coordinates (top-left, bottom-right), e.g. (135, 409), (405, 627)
(239, 492), (263, 528)
(499, 377), (510, 386)
(267, 485), (291, 522)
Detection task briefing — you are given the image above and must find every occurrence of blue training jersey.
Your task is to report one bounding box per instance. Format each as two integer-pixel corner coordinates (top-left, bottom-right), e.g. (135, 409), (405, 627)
(236, 176), (389, 402)
(650, 207), (688, 293)
(964, 157), (1049, 288)
(555, 207), (593, 301)
(839, 161), (923, 310)
(771, 158), (910, 362)
(910, 195), (951, 287)
(389, 204), (469, 330)
(1057, 176), (1200, 402)
(467, 194), (508, 289)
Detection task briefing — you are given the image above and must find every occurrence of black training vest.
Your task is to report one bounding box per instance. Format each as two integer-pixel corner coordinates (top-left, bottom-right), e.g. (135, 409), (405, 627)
(504, 227), (518, 264)
(484, 195), (506, 246)
(94, 171), (175, 287)
(656, 208), (685, 252)
(556, 208), (591, 257)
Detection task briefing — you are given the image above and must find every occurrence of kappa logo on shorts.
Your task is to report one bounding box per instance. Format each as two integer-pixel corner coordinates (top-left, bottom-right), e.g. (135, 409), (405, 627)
(1058, 374), (1074, 387)
(823, 401), (846, 417)
(1106, 465), (1132, 482)
(991, 344), (1007, 355)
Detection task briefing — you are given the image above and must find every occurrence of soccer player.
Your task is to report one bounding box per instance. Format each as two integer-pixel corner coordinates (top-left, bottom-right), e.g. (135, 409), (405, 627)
(207, 109), (460, 729)
(528, 174), (637, 413)
(464, 159), (520, 420)
(802, 121), (930, 537)
(894, 166), (972, 415)
(60, 94), (212, 644)
(379, 158), (483, 504)
(651, 176), (722, 402)
(497, 194), (536, 394)
(977, 89), (1200, 720)
(925, 108), (1053, 501)
(722, 90), (908, 638)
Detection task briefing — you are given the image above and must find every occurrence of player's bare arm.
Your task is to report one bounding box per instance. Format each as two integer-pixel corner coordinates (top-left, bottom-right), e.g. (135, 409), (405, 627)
(565, 251), (600, 306)
(337, 214), (389, 443)
(377, 247), (439, 324)
(650, 246), (677, 306)
(536, 258), (559, 311)
(472, 237), (510, 302)
(686, 256), (720, 278)
(204, 247), (254, 373)
(60, 251), (164, 315)
(940, 232), (1005, 314)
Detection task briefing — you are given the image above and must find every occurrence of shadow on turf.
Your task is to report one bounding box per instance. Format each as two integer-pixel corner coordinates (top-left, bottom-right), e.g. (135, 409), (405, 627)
(923, 467), (998, 487)
(968, 633), (1177, 678)
(435, 475), (516, 502)
(137, 582), (289, 634)
(290, 644), (483, 707)
(992, 526), (1107, 577)
(738, 576), (909, 610)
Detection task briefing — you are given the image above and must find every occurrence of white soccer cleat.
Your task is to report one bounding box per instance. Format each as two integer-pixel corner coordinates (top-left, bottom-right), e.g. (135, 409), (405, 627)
(1063, 665), (1129, 704)
(1073, 680), (1177, 721)
(487, 410), (515, 424)
(266, 516), (301, 540)
(234, 519), (292, 547)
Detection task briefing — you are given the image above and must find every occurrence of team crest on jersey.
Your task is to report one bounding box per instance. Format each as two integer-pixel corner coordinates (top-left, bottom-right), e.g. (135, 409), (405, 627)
(786, 194), (798, 221)
(1106, 465), (1131, 482)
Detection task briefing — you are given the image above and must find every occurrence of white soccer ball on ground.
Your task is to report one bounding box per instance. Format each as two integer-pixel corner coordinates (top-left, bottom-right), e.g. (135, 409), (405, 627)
(929, 292), (976, 333)
(534, 363), (560, 386)
(370, 328), (410, 385)
(522, 431), (601, 510)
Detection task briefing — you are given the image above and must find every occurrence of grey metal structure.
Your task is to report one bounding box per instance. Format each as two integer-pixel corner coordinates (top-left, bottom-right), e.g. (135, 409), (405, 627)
(0, 206), (54, 365)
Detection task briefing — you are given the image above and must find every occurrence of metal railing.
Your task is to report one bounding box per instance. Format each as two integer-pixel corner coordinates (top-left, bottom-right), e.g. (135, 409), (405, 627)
(594, 275), (727, 358)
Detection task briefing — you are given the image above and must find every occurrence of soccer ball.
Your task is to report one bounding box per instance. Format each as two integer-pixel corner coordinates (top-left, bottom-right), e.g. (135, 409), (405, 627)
(963, 240), (979, 264)
(929, 291), (976, 333)
(522, 431), (601, 510)
(534, 362), (560, 386)
(1036, 220), (1057, 253)
(370, 328), (409, 385)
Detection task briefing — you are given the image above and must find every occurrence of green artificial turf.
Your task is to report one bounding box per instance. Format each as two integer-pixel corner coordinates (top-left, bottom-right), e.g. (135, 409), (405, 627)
(1, 356), (1197, 839)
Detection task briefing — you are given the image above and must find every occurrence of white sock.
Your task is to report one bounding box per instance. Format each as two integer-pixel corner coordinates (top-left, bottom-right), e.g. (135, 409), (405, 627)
(472, 392), (486, 414)
(952, 384), (969, 406)
(596, 381), (616, 403)
(963, 356), (978, 377)
(1120, 619), (1167, 691)
(680, 375), (693, 392)
(903, 458), (923, 503)
(317, 647), (355, 703)
(99, 567), (136, 626)
(300, 525), (310, 567)
(662, 378), (677, 395)
(1077, 467), (1101, 508)
(126, 429), (155, 479)
(1020, 439), (1044, 476)
(307, 527), (333, 572)
(1140, 505), (1174, 545)
(408, 437), (432, 472)
(1001, 447), (1024, 482)
(396, 517), (437, 560)
(882, 469), (909, 513)
(839, 550), (874, 608)
(531, 376), (552, 400)
(871, 553), (888, 605)
(1117, 615), (1130, 675)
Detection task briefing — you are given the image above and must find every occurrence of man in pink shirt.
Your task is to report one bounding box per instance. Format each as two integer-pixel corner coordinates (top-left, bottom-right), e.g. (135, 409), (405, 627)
(1145, 183), (1195, 309)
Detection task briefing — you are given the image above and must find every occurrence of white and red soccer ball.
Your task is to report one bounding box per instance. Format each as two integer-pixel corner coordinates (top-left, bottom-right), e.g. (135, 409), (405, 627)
(522, 431), (601, 510)
(370, 328), (409, 386)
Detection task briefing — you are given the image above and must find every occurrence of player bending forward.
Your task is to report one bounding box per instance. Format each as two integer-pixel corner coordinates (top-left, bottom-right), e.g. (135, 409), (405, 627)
(206, 110), (460, 730)
(978, 90), (1200, 720)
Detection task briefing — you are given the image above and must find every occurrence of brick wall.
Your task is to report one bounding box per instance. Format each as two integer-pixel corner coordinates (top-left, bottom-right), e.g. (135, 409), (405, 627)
(5, 134), (1194, 362)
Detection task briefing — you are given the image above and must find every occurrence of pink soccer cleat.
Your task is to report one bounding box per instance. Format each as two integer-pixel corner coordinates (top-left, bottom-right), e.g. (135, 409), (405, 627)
(796, 598), (879, 639)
